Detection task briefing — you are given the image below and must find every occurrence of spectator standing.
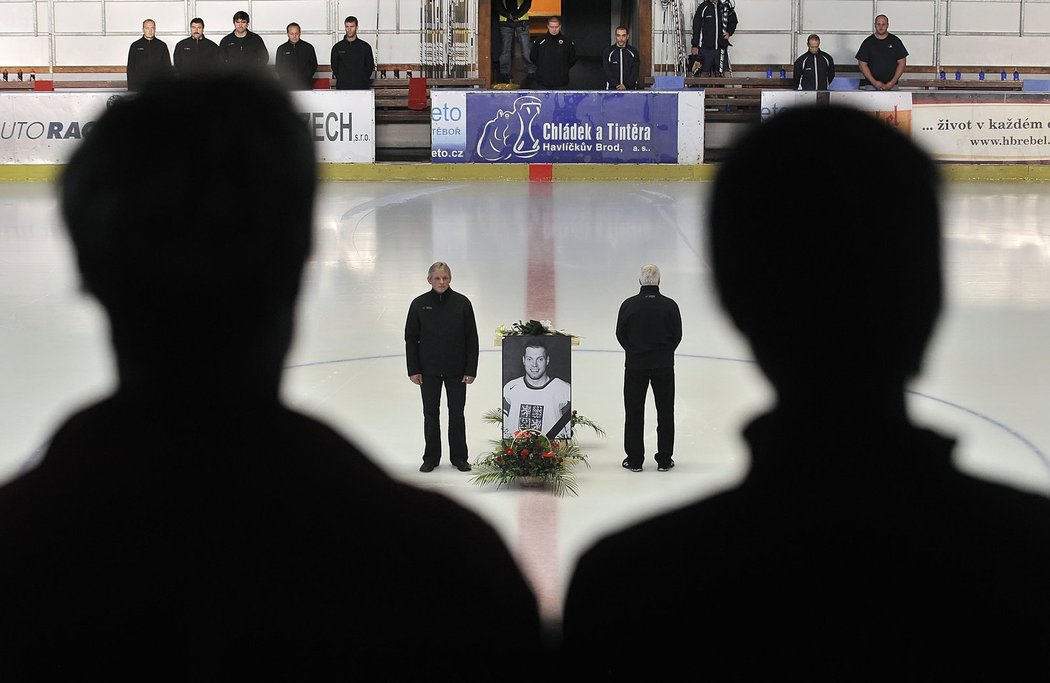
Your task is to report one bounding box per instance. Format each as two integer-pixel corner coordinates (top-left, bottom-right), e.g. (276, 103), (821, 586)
(530, 16), (576, 89)
(856, 14), (907, 90)
(793, 33), (835, 91)
(616, 264), (682, 472)
(127, 19), (172, 91)
(218, 11), (269, 72)
(330, 16), (375, 90)
(405, 262), (479, 473)
(496, 0), (536, 85)
(690, 0), (738, 76)
(173, 18), (219, 79)
(275, 22), (318, 89)
(602, 25), (640, 90)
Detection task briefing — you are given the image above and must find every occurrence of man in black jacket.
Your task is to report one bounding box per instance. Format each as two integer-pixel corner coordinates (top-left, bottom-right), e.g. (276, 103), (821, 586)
(173, 18), (218, 79)
(126, 19), (172, 91)
(530, 16), (576, 89)
(218, 11), (269, 72)
(405, 262), (479, 472)
(690, 0), (738, 76)
(331, 15), (375, 90)
(793, 33), (835, 90)
(602, 25), (640, 90)
(616, 264), (682, 472)
(275, 22), (318, 89)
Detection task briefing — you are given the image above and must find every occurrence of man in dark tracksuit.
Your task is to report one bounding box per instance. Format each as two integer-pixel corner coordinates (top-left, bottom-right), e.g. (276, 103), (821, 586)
(793, 34), (835, 91)
(616, 264), (682, 472)
(127, 19), (172, 91)
(602, 25), (640, 90)
(405, 262), (479, 473)
(690, 0), (738, 77)
(530, 16), (576, 89)
(331, 15), (375, 90)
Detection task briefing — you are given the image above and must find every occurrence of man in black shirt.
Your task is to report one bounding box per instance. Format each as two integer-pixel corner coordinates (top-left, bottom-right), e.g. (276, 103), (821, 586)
(173, 18), (218, 79)
(218, 11), (269, 72)
(126, 19), (172, 91)
(856, 14), (908, 90)
(275, 22), (318, 89)
(330, 15), (375, 90)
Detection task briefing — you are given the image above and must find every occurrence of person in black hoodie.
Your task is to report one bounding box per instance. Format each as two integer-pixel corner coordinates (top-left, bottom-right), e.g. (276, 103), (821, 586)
(530, 16), (576, 89)
(602, 25), (640, 90)
(126, 19), (172, 91)
(793, 33), (835, 90)
(405, 262), (479, 473)
(616, 264), (682, 472)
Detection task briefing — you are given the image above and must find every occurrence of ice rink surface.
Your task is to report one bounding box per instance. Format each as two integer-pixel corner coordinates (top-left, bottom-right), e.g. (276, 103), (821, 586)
(2, 179), (1048, 620)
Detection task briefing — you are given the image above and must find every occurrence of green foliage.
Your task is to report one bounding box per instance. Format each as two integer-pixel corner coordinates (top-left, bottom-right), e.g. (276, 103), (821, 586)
(475, 408), (604, 497)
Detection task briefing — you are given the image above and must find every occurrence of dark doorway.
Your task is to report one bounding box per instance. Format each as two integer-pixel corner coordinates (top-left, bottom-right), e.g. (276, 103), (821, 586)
(486, 0), (644, 89)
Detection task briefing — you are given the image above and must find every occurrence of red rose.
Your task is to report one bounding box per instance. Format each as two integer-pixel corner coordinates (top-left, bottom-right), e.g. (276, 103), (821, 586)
(542, 451), (555, 458)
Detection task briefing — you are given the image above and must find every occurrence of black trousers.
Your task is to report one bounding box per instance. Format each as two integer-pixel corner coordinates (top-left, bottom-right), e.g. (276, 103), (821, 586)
(623, 367), (675, 467)
(420, 374), (468, 466)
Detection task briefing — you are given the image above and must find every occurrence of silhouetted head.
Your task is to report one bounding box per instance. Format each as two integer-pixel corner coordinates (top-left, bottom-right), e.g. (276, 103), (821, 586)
(709, 106), (941, 401)
(61, 75), (315, 391)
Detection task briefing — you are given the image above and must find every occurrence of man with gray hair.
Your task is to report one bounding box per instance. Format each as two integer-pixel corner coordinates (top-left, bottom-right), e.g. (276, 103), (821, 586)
(405, 262), (479, 472)
(615, 264), (682, 472)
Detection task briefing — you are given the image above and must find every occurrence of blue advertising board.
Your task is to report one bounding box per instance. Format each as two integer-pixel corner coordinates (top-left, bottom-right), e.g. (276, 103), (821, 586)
(431, 90), (704, 164)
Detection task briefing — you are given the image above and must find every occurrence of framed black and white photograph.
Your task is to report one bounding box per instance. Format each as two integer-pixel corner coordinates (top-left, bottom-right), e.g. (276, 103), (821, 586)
(501, 334), (572, 440)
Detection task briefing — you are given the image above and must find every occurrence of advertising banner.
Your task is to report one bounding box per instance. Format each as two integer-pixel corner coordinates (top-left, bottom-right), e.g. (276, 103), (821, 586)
(760, 90), (912, 134)
(911, 100), (1050, 162)
(1, 90), (376, 164)
(0, 93), (113, 164)
(431, 90), (704, 164)
(502, 335), (572, 440)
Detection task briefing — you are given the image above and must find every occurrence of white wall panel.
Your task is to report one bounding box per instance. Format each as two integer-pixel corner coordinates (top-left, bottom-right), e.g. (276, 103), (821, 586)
(948, 1), (1021, 34)
(901, 34), (933, 64)
(55, 35), (134, 65)
(401, 0), (421, 31)
(1024, 3), (1050, 33)
(1, 3), (38, 32)
(802, 1), (873, 32)
(731, 33), (795, 65)
(878, 1), (936, 32)
(794, 32), (869, 64)
(738, 1), (792, 31)
(54, 2), (102, 33)
(381, 31), (426, 65)
(941, 34), (1050, 66)
(105, 2), (184, 34)
(338, 0), (377, 27)
(0, 36), (51, 65)
(251, 0), (327, 32)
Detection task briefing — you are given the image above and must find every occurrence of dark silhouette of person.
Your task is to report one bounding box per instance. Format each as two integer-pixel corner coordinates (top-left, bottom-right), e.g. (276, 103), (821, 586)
(0, 74), (540, 678)
(562, 106), (1050, 678)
